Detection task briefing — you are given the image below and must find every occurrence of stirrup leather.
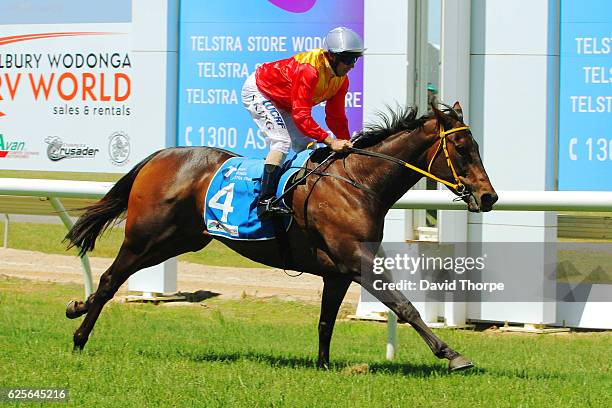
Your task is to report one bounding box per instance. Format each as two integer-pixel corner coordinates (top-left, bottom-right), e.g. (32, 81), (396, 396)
(257, 197), (293, 218)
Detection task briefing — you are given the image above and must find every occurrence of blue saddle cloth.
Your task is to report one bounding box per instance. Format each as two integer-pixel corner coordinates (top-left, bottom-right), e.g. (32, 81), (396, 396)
(204, 149), (314, 240)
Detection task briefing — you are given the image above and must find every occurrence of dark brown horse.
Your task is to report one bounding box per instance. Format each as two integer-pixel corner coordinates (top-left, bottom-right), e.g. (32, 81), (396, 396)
(65, 102), (497, 371)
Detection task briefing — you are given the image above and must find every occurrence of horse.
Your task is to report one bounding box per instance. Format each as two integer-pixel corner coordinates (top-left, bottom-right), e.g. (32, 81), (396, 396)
(64, 101), (497, 371)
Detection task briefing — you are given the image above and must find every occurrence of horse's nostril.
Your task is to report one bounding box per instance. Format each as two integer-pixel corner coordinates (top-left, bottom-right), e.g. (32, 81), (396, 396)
(480, 192), (498, 208)
(490, 192), (499, 205)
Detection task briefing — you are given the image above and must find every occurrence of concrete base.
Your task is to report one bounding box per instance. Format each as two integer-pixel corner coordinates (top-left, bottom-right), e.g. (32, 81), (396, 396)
(126, 291), (186, 303)
(498, 322), (570, 334)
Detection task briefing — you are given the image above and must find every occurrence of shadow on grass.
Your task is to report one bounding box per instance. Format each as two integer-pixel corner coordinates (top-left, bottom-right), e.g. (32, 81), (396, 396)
(177, 290), (220, 302)
(171, 350), (464, 377)
(138, 349), (568, 380)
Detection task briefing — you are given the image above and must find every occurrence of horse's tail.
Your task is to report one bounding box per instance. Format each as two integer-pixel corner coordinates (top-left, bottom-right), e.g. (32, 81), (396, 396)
(65, 150), (162, 257)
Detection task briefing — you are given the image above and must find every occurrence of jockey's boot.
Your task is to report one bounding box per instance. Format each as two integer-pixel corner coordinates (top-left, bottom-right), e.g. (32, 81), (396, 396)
(257, 164), (293, 219)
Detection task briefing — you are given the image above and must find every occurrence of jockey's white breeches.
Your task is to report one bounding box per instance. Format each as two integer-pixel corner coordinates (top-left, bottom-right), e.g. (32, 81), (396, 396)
(241, 73), (312, 154)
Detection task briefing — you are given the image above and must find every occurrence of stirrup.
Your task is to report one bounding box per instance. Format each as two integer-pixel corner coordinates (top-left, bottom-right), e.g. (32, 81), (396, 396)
(257, 197), (293, 219)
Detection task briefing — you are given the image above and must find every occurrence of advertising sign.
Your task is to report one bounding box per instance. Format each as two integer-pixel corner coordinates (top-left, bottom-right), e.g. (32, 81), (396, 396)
(559, 0), (612, 190)
(177, 0), (364, 158)
(0, 1), (134, 172)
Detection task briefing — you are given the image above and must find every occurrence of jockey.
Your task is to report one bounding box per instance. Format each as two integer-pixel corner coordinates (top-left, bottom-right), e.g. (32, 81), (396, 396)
(242, 26), (365, 218)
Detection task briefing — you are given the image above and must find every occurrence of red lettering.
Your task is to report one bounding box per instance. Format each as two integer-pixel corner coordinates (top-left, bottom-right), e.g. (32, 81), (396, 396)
(20, 72), (131, 103)
(114, 73), (130, 102)
(57, 73), (78, 101)
(82, 73), (97, 101)
(28, 73), (54, 100)
(6, 74), (21, 99)
(99, 73), (111, 101)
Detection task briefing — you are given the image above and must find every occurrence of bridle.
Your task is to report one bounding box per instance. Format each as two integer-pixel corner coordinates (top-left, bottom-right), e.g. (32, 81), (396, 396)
(426, 124), (471, 192)
(348, 124), (471, 198)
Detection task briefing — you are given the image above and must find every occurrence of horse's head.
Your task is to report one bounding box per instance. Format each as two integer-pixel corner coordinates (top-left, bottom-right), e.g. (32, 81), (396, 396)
(426, 102), (497, 212)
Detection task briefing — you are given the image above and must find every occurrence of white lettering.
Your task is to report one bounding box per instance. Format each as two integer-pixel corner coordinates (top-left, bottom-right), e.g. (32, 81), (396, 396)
(570, 95), (612, 113)
(575, 37), (612, 55)
(291, 36), (324, 52)
(186, 88), (238, 104)
(190, 36), (243, 52)
(243, 128), (267, 150)
(197, 62), (250, 78)
(583, 66), (612, 83)
(247, 36), (287, 52)
(345, 92), (362, 108)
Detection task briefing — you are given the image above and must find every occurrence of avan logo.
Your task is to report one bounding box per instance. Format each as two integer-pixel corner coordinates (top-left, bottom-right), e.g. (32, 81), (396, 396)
(0, 132), (38, 159)
(267, 0), (316, 13)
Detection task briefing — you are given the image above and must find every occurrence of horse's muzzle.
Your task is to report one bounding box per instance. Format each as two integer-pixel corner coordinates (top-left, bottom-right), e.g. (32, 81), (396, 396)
(458, 176), (497, 213)
(462, 190), (497, 213)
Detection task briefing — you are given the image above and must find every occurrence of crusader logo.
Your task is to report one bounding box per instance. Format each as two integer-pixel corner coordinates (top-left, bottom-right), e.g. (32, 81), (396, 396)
(44, 136), (99, 161)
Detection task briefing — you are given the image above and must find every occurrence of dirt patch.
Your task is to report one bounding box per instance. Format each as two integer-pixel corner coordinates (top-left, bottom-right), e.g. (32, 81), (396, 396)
(0, 248), (361, 305)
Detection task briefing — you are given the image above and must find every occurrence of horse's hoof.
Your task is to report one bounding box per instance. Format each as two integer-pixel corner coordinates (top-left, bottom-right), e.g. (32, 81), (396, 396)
(65, 300), (80, 319)
(316, 361), (329, 370)
(449, 355), (473, 372)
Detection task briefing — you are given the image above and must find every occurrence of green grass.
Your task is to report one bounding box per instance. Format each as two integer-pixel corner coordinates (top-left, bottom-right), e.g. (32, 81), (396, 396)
(0, 221), (266, 268)
(559, 211), (612, 217)
(0, 277), (610, 407)
(0, 170), (122, 182)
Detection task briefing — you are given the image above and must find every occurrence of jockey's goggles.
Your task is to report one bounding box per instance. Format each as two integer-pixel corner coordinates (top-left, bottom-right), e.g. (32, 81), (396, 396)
(336, 54), (359, 65)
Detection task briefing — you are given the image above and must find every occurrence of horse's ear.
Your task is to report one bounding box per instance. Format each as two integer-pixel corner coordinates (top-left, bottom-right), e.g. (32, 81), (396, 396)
(452, 101), (463, 116)
(452, 101), (464, 122)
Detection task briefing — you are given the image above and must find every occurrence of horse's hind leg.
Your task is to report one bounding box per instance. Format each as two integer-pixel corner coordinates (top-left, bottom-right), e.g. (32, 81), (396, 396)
(71, 244), (142, 350)
(69, 233), (212, 351)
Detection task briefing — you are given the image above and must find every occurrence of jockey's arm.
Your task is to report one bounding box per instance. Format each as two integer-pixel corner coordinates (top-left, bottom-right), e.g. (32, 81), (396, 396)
(324, 78), (350, 140)
(291, 65), (331, 142)
(291, 66), (353, 153)
(322, 79), (353, 152)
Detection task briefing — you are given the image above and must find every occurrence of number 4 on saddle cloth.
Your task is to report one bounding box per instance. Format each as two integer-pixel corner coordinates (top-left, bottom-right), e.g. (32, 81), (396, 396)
(204, 149), (314, 240)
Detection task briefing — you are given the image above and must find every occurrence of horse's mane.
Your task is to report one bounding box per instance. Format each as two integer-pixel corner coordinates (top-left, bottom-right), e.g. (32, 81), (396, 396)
(351, 104), (463, 149)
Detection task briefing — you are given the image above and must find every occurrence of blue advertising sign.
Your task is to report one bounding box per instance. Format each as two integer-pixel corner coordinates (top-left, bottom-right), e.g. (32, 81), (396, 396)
(559, 0), (612, 190)
(177, 0), (364, 158)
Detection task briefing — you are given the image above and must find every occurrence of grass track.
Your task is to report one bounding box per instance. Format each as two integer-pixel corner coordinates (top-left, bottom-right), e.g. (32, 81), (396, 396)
(0, 277), (610, 407)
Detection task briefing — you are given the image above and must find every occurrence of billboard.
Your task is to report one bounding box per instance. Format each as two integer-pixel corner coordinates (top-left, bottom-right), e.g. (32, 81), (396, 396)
(0, 0), (134, 172)
(558, 0), (612, 190)
(177, 0), (364, 158)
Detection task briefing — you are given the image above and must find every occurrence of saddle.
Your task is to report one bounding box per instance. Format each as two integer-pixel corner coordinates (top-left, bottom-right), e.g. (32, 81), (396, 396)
(204, 149), (313, 240)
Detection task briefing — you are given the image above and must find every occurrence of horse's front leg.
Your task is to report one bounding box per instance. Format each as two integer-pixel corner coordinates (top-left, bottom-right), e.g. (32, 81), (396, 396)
(316, 275), (352, 369)
(355, 271), (473, 371)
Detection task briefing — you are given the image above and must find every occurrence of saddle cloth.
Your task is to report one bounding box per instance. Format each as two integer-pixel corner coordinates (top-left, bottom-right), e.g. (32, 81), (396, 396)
(204, 149), (314, 240)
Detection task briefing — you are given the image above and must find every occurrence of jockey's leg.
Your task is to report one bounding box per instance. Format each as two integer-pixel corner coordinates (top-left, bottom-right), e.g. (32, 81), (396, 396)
(241, 73), (293, 218)
(258, 150), (293, 217)
(281, 110), (313, 153)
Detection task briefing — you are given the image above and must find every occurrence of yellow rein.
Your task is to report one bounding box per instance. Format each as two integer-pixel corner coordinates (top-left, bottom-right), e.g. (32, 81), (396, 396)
(402, 124), (470, 190)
